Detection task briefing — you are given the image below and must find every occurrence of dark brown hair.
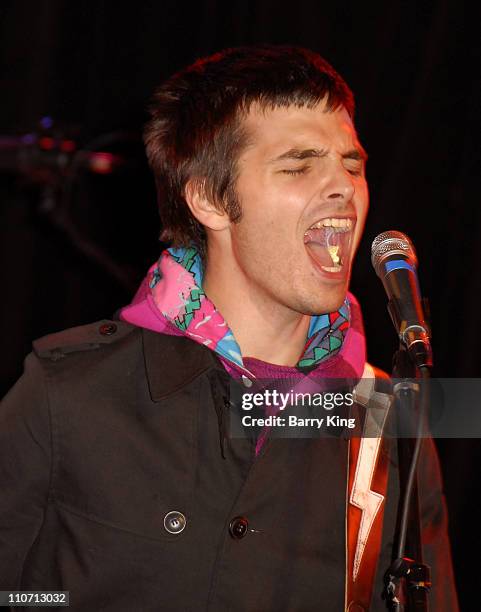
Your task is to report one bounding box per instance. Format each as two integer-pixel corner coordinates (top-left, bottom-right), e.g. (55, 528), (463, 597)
(144, 44), (355, 254)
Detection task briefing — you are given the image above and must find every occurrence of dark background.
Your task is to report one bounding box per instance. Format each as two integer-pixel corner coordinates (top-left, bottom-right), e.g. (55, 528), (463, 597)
(1, 1), (479, 608)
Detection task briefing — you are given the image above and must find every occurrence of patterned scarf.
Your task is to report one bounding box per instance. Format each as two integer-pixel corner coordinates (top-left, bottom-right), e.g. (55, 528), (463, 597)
(148, 246), (350, 371)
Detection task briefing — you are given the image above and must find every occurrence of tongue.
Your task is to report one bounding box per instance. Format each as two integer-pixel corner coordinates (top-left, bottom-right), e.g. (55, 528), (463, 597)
(304, 227), (350, 268)
(304, 241), (337, 267)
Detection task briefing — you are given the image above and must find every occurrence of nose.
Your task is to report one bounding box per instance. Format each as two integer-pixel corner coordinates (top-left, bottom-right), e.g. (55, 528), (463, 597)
(321, 162), (355, 203)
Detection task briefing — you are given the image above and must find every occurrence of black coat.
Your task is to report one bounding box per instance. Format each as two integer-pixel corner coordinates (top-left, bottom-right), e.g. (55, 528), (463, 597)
(0, 320), (458, 611)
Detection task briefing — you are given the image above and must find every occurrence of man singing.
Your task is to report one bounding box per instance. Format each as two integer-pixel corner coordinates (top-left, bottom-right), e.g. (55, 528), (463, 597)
(0, 45), (457, 610)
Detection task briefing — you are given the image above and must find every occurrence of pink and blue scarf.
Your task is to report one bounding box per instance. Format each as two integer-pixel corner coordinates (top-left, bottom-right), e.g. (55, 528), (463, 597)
(125, 246), (351, 372)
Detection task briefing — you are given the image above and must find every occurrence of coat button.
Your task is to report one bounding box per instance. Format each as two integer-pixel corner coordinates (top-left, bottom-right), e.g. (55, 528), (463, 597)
(164, 511), (186, 534)
(229, 516), (249, 539)
(99, 323), (117, 336)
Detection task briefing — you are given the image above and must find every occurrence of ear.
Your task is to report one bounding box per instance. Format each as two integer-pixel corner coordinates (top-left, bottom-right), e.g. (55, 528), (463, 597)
(184, 179), (230, 232)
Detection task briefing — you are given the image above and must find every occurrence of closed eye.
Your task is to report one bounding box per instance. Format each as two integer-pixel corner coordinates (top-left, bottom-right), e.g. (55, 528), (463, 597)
(344, 160), (364, 177)
(281, 166), (309, 176)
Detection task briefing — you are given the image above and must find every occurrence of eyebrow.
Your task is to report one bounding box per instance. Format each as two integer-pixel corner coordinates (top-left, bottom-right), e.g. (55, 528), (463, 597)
(268, 148), (327, 163)
(268, 146), (368, 163)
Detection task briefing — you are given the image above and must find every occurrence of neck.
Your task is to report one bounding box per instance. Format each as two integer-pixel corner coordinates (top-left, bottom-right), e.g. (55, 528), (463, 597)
(202, 247), (310, 367)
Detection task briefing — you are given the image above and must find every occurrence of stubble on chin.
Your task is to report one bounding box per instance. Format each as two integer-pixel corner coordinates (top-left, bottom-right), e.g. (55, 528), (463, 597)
(272, 279), (347, 318)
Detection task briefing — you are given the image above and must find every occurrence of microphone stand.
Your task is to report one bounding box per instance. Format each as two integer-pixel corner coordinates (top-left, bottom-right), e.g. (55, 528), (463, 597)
(383, 347), (432, 611)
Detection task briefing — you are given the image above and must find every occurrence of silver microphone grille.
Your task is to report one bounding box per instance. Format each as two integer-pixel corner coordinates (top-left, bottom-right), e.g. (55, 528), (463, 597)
(371, 230), (417, 275)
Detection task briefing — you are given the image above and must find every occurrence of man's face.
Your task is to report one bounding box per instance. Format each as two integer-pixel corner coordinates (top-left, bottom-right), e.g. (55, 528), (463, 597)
(222, 101), (369, 316)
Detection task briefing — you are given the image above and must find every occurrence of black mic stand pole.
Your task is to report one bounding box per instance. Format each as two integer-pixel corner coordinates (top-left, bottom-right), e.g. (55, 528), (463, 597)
(383, 347), (432, 611)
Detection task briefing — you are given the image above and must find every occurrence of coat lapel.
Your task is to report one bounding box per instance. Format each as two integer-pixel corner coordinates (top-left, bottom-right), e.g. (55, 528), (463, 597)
(142, 328), (222, 401)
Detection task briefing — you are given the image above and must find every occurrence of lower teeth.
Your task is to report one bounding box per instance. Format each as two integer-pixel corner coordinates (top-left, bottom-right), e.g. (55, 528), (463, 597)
(321, 265), (342, 272)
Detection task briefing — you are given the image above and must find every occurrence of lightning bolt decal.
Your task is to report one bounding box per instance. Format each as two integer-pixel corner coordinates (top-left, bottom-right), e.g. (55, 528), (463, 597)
(350, 364), (391, 581)
(350, 435), (385, 580)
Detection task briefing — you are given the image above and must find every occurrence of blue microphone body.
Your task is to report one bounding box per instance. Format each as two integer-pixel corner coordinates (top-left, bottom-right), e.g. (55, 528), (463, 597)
(371, 231), (433, 369)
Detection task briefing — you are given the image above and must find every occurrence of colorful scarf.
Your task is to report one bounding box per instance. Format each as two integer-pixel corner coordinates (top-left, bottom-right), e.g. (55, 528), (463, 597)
(147, 246), (350, 371)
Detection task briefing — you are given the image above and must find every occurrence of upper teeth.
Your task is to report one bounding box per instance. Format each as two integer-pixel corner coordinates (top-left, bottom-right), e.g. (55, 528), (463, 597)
(309, 218), (353, 230)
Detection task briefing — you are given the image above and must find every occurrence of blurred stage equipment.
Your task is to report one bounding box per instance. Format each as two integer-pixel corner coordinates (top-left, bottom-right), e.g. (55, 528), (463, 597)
(0, 117), (140, 290)
(0, 116), (125, 178)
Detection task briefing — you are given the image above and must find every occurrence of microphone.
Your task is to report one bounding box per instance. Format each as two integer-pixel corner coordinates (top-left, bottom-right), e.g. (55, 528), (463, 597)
(371, 231), (432, 369)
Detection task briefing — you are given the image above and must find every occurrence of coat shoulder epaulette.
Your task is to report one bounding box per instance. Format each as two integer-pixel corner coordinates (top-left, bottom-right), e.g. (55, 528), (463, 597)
(32, 320), (136, 361)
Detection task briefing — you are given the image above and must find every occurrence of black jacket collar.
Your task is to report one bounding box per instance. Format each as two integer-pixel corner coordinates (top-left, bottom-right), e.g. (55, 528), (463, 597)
(141, 328), (225, 401)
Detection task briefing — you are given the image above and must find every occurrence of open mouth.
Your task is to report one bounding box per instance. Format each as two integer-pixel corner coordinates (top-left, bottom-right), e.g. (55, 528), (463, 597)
(303, 217), (355, 274)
